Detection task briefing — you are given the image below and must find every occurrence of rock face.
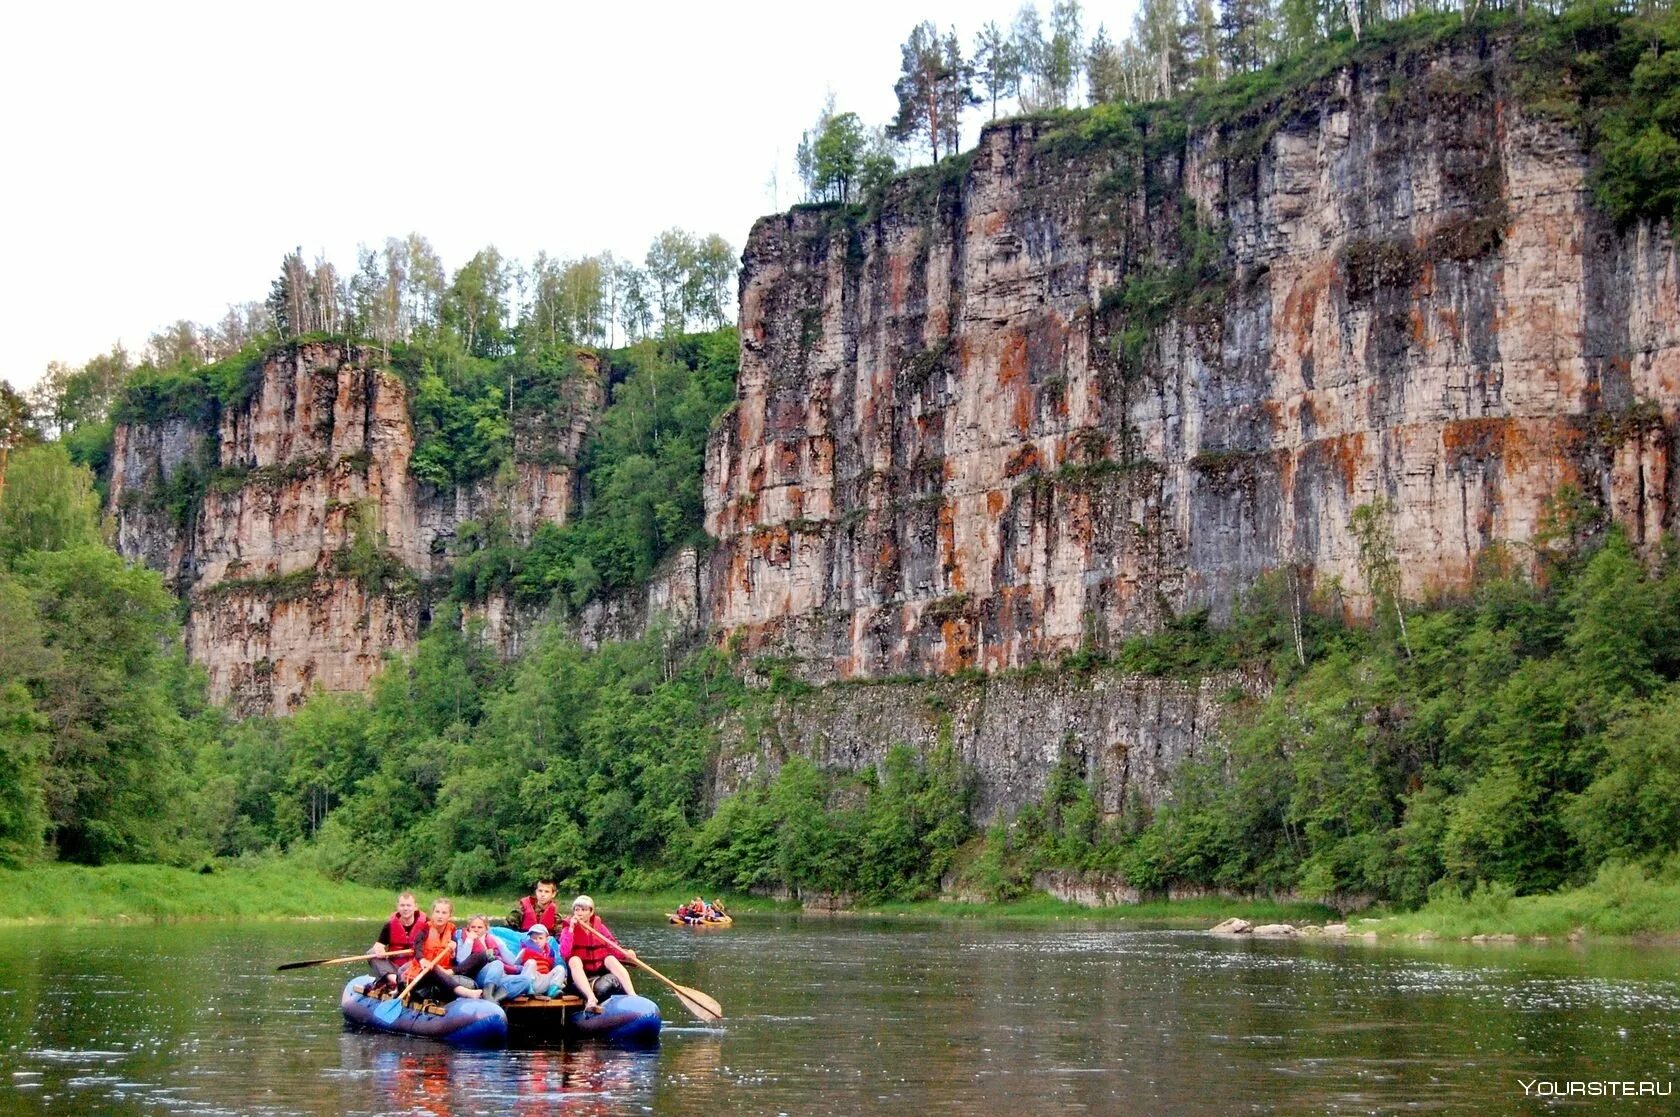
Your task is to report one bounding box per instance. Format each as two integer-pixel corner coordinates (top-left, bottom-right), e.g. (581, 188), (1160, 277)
(109, 342), (600, 715)
(713, 668), (1251, 823)
(705, 38), (1679, 681)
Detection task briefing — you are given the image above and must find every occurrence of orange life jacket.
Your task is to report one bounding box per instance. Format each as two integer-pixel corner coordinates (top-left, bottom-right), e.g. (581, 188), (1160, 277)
(401, 920), (457, 981)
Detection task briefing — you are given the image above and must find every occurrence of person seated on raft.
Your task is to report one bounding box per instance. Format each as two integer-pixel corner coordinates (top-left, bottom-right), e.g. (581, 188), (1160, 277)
(401, 897), (484, 1002)
(455, 913), (524, 1003)
(559, 894), (639, 1013)
(368, 890), (428, 991)
(507, 876), (561, 932)
(708, 898), (728, 920)
(514, 923), (565, 998)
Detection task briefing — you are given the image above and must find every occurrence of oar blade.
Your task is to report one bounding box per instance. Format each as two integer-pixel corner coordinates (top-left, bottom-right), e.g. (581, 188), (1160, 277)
(274, 959), (318, 971)
(672, 987), (723, 1023)
(673, 983), (722, 1017)
(373, 994), (407, 1026)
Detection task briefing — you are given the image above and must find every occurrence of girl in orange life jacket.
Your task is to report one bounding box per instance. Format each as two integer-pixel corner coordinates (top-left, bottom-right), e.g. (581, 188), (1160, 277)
(400, 898), (484, 1002)
(368, 891), (428, 991)
(558, 894), (639, 1013)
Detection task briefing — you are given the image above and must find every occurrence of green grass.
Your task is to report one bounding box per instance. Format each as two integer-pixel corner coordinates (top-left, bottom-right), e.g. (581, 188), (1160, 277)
(0, 860), (402, 924)
(24, 859), (1677, 940)
(1361, 862), (1680, 940)
(0, 860), (797, 926)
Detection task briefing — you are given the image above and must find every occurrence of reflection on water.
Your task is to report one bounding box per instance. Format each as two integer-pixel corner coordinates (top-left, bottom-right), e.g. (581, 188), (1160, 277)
(0, 916), (1677, 1114)
(341, 1037), (663, 1117)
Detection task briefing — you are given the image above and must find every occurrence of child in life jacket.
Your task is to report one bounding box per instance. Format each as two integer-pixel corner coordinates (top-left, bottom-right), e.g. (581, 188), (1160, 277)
(558, 894), (639, 1013)
(515, 923), (564, 998)
(455, 914), (524, 1003)
(401, 897), (483, 1002)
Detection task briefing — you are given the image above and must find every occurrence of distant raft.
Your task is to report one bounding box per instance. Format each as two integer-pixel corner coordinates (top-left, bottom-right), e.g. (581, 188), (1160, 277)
(666, 913), (733, 928)
(340, 976), (509, 1048)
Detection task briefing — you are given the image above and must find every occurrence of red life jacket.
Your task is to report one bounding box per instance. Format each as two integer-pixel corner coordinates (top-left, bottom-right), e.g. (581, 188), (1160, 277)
(567, 916), (621, 975)
(402, 920), (457, 980)
(518, 896), (560, 931)
(385, 912), (428, 951)
(517, 944), (556, 975)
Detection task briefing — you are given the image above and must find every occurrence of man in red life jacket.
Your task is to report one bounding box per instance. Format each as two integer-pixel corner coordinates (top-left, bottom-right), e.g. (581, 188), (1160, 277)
(507, 877), (561, 932)
(558, 894), (639, 1013)
(369, 891), (428, 991)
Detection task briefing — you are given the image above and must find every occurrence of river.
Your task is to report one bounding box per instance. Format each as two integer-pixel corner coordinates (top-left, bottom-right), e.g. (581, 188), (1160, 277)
(1, 915), (1676, 1114)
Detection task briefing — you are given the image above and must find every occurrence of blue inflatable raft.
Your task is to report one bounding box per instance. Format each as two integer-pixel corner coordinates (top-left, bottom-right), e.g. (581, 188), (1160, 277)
(340, 975), (509, 1048)
(490, 925), (662, 1046)
(503, 992), (663, 1046)
(339, 925), (664, 1048)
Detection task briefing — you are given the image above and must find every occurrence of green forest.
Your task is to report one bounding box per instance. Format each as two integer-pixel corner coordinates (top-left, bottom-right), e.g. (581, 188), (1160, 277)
(1, 0), (1678, 931)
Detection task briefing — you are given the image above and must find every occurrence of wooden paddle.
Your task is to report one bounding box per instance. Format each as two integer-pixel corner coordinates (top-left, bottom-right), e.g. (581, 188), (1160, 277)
(374, 946), (448, 1025)
(571, 915), (724, 1023)
(276, 949), (412, 972)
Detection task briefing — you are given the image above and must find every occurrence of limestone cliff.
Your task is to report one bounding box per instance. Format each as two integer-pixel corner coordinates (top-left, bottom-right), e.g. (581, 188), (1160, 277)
(713, 668), (1254, 825)
(110, 342), (599, 715)
(705, 36), (1679, 681)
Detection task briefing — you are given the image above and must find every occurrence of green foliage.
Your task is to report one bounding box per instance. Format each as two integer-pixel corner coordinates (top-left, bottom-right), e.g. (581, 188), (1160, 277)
(1047, 525), (1680, 910)
(448, 329), (738, 608)
(110, 345), (268, 427)
(2, 546), (211, 866)
(687, 740), (972, 902)
(0, 444), (101, 564)
(1371, 858), (1680, 939)
(1539, 0), (1680, 229)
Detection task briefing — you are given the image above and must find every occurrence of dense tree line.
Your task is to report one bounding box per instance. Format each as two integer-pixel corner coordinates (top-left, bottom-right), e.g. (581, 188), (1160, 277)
(797, 0), (1678, 237)
(18, 228), (736, 473)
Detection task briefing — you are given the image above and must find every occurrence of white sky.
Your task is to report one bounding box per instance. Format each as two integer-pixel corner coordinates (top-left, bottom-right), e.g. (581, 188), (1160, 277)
(1, 0), (1140, 388)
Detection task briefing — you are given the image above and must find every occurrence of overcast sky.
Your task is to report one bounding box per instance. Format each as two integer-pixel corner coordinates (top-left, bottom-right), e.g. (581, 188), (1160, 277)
(1, 0), (1141, 388)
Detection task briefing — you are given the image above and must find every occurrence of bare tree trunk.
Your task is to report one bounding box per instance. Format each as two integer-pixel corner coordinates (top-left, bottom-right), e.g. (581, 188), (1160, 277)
(1288, 565), (1306, 667)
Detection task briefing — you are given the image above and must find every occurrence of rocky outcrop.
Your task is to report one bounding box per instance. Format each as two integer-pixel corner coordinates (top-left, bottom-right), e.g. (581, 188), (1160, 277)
(110, 342), (600, 715)
(712, 668), (1251, 823)
(574, 546), (708, 651)
(705, 37), (1680, 681)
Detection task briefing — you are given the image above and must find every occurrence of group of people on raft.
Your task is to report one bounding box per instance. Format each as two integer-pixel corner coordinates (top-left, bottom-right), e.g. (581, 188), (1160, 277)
(675, 896), (728, 922)
(368, 878), (639, 1014)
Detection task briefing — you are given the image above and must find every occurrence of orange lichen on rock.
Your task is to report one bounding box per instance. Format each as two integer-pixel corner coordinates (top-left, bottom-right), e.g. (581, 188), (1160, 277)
(1005, 445), (1043, 477)
(1442, 417), (1509, 461)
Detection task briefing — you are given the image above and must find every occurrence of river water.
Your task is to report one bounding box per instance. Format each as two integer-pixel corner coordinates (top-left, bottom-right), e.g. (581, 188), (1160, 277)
(1, 914), (1676, 1114)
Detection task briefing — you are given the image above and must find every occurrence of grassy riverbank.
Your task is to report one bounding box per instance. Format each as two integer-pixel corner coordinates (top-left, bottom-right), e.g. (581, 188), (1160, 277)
(0, 861), (795, 925)
(1357, 862), (1680, 941)
(9, 858), (1676, 940)
(0, 859), (1327, 928)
